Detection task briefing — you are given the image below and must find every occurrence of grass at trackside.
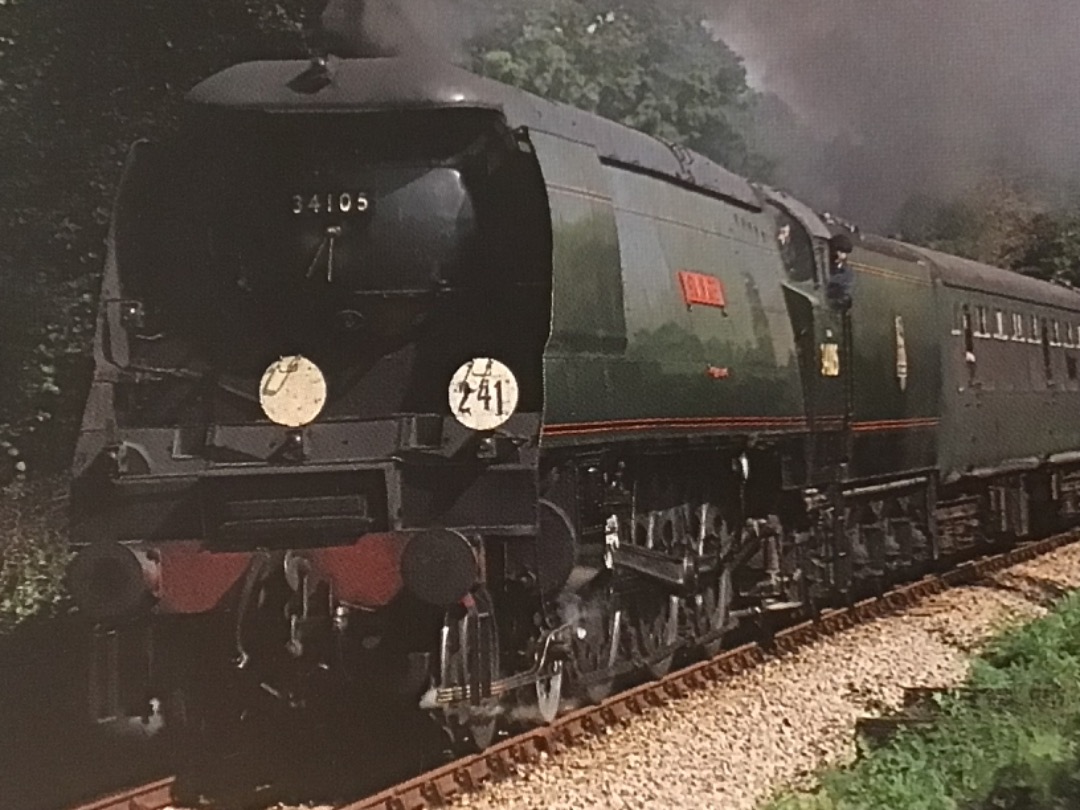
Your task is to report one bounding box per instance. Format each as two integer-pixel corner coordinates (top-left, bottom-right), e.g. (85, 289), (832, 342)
(764, 589), (1080, 810)
(0, 478), (72, 634)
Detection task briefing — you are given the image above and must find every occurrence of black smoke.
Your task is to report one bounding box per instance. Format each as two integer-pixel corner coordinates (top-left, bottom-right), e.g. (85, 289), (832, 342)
(709, 0), (1080, 229)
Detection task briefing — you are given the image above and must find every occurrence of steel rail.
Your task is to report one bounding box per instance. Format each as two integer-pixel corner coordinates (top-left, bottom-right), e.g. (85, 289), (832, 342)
(66, 777), (177, 810)
(66, 532), (1076, 810)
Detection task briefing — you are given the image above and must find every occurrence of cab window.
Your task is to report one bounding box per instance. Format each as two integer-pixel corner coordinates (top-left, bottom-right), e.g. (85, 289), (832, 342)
(768, 204), (816, 284)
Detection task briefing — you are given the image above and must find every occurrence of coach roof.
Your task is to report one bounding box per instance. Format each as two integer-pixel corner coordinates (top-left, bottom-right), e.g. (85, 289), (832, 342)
(916, 245), (1080, 310)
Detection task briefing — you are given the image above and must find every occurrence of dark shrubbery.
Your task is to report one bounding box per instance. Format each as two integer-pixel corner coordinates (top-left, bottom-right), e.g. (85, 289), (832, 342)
(0, 0), (314, 477)
(0, 478), (72, 633)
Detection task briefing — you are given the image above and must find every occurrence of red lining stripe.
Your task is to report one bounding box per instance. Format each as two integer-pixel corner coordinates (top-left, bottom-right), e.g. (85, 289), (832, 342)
(542, 416), (806, 437)
(541, 416), (939, 437)
(851, 418), (939, 433)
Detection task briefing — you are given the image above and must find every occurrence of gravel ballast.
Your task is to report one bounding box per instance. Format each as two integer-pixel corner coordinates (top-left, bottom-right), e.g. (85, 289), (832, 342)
(453, 542), (1080, 810)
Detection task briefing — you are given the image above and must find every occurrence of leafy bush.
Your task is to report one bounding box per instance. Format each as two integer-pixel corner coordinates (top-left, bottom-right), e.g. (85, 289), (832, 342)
(894, 179), (1080, 285)
(470, 0), (772, 180)
(0, 477), (72, 633)
(0, 0), (313, 475)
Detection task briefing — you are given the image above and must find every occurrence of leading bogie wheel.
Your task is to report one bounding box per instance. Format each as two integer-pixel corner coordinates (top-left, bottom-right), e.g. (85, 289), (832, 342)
(535, 659), (564, 724)
(438, 605), (501, 754)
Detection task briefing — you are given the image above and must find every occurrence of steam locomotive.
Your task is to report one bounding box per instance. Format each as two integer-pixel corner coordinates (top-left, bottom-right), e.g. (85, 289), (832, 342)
(67, 54), (1080, 752)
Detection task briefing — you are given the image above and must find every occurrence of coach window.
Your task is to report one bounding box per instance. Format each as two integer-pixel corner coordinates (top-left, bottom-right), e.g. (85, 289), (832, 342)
(1042, 318), (1054, 380)
(994, 309), (1007, 339)
(1067, 323), (1076, 348)
(1029, 314), (1040, 344)
(1012, 313), (1025, 341)
(1052, 320), (1062, 346)
(976, 305), (989, 336)
(962, 305), (976, 365)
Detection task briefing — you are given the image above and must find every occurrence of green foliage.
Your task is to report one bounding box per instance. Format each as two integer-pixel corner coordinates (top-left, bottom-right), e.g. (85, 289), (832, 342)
(1008, 209), (1080, 286)
(0, 479), (72, 633)
(0, 0), (313, 474)
(469, 0), (772, 179)
(765, 592), (1080, 810)
(893, 178), (1040, 267)
(894, 178), (1080, 285)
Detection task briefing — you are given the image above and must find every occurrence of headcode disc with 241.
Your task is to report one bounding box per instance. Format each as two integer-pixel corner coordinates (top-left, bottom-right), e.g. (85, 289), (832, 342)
(448, 358), (519, 431)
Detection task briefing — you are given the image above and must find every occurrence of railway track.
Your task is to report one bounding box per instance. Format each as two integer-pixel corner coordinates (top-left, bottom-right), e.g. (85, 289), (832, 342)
(67, 777), (176, 810)
(68, 532), (1078, 810)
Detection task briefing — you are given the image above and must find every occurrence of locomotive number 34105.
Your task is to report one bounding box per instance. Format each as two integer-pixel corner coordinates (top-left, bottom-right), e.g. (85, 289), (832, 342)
(291, 193), (370, 215)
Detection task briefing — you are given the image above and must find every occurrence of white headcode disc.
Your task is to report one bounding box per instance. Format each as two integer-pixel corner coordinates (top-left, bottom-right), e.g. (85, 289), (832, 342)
(448, 358), (520, 431)
(259, 355), (327, 427)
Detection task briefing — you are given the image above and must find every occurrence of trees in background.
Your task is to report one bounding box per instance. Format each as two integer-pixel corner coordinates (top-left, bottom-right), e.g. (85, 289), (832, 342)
(469, 0), (772, 179)
(0, 1), (314, 480)
(1009, 208), (1080, 285)
(894, 178), (1080, 286)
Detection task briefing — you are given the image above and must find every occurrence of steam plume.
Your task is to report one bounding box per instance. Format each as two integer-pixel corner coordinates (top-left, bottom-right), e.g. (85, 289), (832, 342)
(319, 0), (484, 62)
(710, 0), (1080, 229)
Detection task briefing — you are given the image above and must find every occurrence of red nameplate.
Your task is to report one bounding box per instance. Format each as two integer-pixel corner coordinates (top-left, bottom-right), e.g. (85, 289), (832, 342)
(677, 270), (726, 308)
